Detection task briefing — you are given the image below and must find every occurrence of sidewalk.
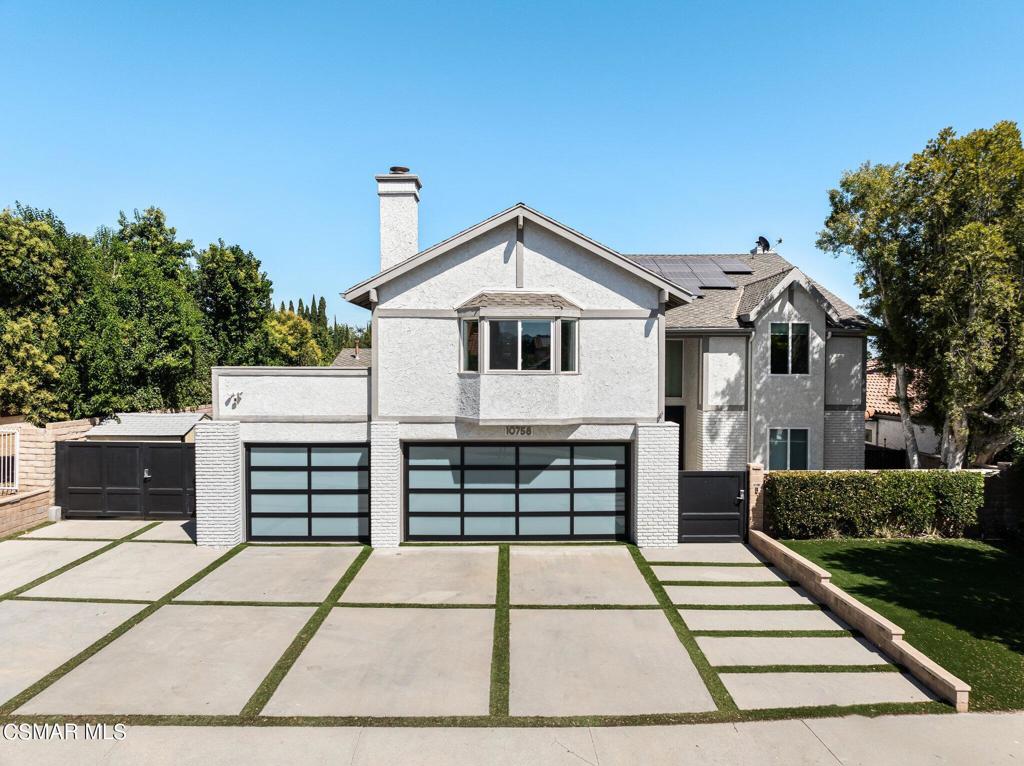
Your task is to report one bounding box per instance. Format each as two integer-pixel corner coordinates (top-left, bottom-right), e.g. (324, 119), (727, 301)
(2, 712), (1021, 765)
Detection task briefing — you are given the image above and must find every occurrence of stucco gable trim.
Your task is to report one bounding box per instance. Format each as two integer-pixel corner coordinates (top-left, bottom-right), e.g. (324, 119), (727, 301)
(737, 269), (843, 324)
(343, 204), (693, 309)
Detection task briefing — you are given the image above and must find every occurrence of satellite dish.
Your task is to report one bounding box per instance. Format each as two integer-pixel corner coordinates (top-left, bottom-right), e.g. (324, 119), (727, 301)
(756, 236), (771, 252)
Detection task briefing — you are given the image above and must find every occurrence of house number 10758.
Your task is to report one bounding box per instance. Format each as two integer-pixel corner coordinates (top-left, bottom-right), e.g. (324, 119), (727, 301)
(505, 426), (533, 437)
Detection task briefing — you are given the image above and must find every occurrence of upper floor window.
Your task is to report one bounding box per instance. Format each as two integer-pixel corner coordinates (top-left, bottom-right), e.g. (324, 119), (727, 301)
(462, 318), (577, 373)
(769, 428), (808, 470)
(770, 322), (809, 375)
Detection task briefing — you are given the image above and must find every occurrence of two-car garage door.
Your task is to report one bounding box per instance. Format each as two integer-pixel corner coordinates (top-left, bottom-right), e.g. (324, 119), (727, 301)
(405, 442), (630, 541)
(245, 441), (630, 542)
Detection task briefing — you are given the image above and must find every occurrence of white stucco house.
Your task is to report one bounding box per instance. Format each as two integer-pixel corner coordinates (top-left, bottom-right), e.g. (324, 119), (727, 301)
(195, 168), (866, 548)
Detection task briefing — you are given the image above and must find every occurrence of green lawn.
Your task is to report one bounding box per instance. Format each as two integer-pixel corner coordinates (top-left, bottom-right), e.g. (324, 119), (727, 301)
(783, 538), (1024, 711)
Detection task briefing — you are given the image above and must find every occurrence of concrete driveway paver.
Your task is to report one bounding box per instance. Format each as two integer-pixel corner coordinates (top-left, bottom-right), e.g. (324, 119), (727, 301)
(0, 600), (145, 705)
(510, 546), (656, 605)
(697, 636), (889, 666)
(509, 609), (716, 715)
(721, 671), (934, 710)
(339, 547), (497, 604)
(23, 542), (226, 601)
(641, 544), (766, 564)
(653, 565), (786, 583)
(22, 520), (151, 540)
(666, 584), (814, 606)
(17, 604), (313, 715)
(264, 607), (494, 716)
(177, 545), (361, 603)
(133, 520), (197, 542)
(679, 608), (848, 632)
(0, 539), (108, 595)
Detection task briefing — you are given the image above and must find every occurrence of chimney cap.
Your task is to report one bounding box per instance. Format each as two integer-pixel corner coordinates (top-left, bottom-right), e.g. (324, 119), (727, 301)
(389, 166), (410, 174)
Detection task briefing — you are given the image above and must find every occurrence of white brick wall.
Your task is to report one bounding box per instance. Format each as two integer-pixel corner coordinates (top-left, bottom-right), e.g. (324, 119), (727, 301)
(824, 410), (865, 469)
(634, 421), (679, 547)
(701, 411), (748, 470)
(195, 421), (243, 547)
(370, 421), (401, 547)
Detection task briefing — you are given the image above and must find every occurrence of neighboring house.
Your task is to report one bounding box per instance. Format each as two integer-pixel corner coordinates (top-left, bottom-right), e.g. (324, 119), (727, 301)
(864, 361), (939, 455)
(196, 169), (866, 548)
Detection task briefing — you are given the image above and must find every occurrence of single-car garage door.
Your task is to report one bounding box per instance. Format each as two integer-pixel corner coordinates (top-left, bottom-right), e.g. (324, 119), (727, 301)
(247, 443), (369, 541)
(405, 442), (629, 540)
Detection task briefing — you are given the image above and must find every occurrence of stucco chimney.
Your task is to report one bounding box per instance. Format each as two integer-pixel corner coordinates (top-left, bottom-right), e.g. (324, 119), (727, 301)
(376, 166), (421, 271)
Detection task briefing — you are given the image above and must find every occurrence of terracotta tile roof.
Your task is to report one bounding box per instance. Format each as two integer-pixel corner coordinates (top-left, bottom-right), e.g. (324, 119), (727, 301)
(865, 360), (924, 419)
(331, 347), (372, 368)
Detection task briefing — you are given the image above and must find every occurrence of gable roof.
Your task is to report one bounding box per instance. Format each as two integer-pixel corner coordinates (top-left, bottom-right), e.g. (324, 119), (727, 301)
(86, 412), (209, 438)
(343, 204), (693, 309)
(865, 359), (925, 420)
(332, 347), (372, 368)
(619, 252), (866, 331)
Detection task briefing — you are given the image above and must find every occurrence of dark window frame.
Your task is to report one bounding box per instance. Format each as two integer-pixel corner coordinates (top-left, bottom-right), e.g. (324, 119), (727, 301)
(404, 441), (631, 541)
(767, 428), (809, 471)
(246, 442), (370, 542)
(770, 322), (810, 375)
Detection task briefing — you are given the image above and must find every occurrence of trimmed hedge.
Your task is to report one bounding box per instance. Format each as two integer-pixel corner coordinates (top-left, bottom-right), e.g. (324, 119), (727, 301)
(763, 470), (985, 539)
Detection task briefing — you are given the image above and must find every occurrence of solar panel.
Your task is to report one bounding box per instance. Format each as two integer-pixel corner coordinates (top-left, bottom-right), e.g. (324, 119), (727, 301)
(713, 256), (754, 274)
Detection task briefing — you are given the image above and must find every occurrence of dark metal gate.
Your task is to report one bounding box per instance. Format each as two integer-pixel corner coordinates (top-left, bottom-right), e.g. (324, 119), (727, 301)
(678, 470), (747, 542)
(56, 442), (195, 519)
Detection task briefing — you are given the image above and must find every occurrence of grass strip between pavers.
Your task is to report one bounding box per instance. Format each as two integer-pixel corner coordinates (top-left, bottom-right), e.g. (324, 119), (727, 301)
(173, 599), (322, 608)
(0, 521), (161, 602)
(510, 603), (662, 610)
(0, 543), (246, 715)
(489, 544), (511, 716)
(0, 700), (949, 729)
(659, 580), (793, 587)
(671, 603), (823, 611)
(690, 630), (854, 638)
(12, 595), (156, 606)
(627, 545), (737, 712)
(715, 664), (899, 674)
(645, 561), (766, 568)
(239, 546), (373, 718)
(0, 520), (55, 541)
(335, 601), (495, 609)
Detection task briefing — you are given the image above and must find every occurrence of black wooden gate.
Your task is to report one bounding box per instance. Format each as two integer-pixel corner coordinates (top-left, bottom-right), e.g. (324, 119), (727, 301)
(56, 442), (195, 519)
(678, 470), (747, 542)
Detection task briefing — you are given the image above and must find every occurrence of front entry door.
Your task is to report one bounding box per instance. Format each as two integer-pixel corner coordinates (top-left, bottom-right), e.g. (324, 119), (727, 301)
(678, 470), (747, 542)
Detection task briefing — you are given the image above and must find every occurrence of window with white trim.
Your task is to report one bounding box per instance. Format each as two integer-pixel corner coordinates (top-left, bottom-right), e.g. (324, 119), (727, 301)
(770, 322), (809, 374)
(768, 428), (809, 470)
(462, 319), (479, 371)
(465, 318), (578, 373)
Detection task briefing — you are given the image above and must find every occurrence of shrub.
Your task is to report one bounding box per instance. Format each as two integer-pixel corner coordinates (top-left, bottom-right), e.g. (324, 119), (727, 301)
(764, 470), (985, 539)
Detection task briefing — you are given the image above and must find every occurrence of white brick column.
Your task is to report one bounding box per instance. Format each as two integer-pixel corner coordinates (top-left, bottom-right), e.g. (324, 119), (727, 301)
(370, 421), (401, 547)
(195, 420), (243, 547)
(634, 421), (679, 547)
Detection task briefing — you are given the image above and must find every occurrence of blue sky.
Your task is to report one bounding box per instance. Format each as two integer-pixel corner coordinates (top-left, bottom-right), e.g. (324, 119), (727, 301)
(3, 1), (1022, 324)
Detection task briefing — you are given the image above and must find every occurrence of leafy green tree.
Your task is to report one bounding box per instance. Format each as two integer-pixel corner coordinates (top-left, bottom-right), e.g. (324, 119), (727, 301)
(820, 121), (1024, 468)
(266, 310), (322, 365)
(195, 240), (273, 366)
(0, 210), (68, 423)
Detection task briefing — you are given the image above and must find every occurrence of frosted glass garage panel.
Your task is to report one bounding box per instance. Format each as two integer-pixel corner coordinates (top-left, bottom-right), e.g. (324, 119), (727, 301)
(408, 516), (461, 536)
(464, 445), (515, 465)
(519, 445), (570, 466)
(250, 517), (307, 536)
(311, 471), (367, 490)
(408, 446), (461, 466)
(464, 470), (515, 489)
(519, 468), (570, 489)
(518, 493), (570, 512)
(573, 469), (624, 489)
(573, 515), (625, 535)
(311, 517), (368, 537)
(311, 447), (367, 467)
(464, 493), (515, 512)
(408, 470), (460, 489)
(250, 494), (307, 514)
(574, 492), (626, 512)
(311, 494), (367, 513)
(574, 445), (626, 465)
(519, 516), (570, 535)
(408, 493), (460, 512)
(250, 447), (307, 467)
(464, 516), (516, 536)
(250, 471), (307, 490)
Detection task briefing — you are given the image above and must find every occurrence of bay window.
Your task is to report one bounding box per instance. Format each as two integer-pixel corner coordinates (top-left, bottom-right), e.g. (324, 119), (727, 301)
(463, 317), (577, 373)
